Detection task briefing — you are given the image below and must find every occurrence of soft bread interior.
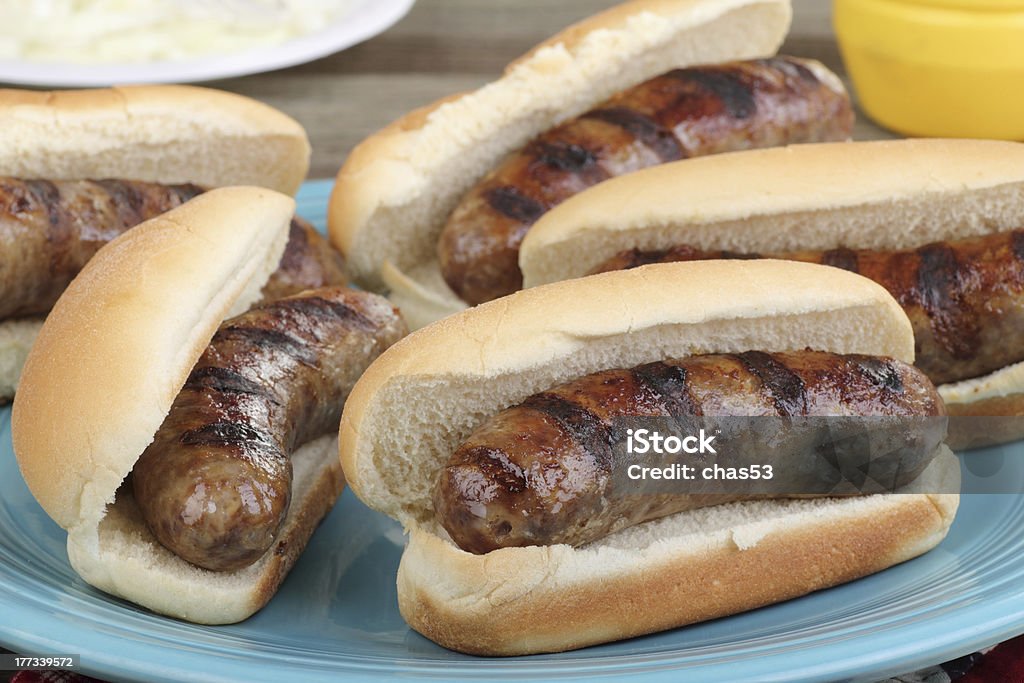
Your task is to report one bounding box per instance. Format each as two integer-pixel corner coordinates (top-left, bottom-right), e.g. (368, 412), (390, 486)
(341, 260), (914, 525)
(0, 86), (310, 194)
(399, 453), (958, 655)
(12, 187), (293, 536)
(67, 436), (343, 625)
(329, 0), (792, 292)
(520, 139), (1024, 287)
(0, 318), (41, 403)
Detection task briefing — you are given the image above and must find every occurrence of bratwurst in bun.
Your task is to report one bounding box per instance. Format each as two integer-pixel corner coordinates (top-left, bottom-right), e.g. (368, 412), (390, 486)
(12, 187), (404, 623)
(339, 260), (958, 655)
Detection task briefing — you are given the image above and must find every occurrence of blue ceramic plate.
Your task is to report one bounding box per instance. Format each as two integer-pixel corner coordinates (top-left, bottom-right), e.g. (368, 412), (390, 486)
(1, 180), (1023, 683)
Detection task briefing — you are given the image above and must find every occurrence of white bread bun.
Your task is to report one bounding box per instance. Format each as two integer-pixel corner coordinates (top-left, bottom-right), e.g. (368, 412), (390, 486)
(518, 138), (1024, 446)
(0, 85), (311, 195)
(0, 84), (312, 402)
(328, 0), (793, 326)
(10, 187), (346, 624)
(339, 260), (959, 654)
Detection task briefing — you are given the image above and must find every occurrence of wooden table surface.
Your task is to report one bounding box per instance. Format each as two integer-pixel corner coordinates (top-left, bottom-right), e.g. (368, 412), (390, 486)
(207, 0), (896, 180)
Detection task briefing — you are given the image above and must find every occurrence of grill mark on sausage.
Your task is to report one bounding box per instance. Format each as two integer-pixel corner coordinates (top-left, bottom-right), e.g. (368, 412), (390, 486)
(462, 446), (527, 494)
(583, 107), (686, 162)
(184, 366), (271, 398)
(915, 242), (976, 359)
(780, 58), (821, 83)
(822, 248), (860, 272)
(736, 351), (807, 415)
(1012, 230), (1024, 263)
(484, 186), (547, 224)
(853, 357), (904, 394)
(631, 361), (702, 416)
(95, 179), (147, 221)
(179, 421), (279, 450)
(521, 393), (615, 470)
(266, 295), (376, 332)
(532, 141), (601, 173)
(719, 249), (762, 260)
(24, 180), (70, 272)
(670, 68), (757, 119)
(212, 326), (318, 366)
(23, 179), (64, 236)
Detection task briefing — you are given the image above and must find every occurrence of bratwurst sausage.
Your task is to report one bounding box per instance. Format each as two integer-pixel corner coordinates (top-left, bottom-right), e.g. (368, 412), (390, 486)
(591, 231), (1024, 385)
(434, 350), (944, 554)
(260, 216), (348, 303)
(0, 178), (347, 319)
(0, 178), (203, 318)
(132, 287), (406, 571)
(437, 57), (854, 305)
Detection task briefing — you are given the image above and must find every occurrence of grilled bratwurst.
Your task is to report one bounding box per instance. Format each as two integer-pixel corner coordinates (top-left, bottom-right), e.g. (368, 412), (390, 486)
(435, 350), (944, 554)
(437, 57), (854, 305)
(591, 231), (1024, 385)
(0, 178), (347, 320)
(133, 287), (406, 571)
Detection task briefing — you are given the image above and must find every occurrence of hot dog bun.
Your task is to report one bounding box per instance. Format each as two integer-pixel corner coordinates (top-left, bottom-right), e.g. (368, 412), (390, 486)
(11, 187), (346, 624)
(0, 84), (312, 401)
(328, 0), (794, 329)
(0, 85), (311, 194)
(339, 260), (959, 655)
(518, 138), (1024, 446)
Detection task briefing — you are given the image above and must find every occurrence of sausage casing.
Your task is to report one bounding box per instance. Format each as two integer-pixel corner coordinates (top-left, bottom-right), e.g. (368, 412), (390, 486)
(132, 287), (406, 571)
(437, 56), (854, 305)
(434, 351), (944, 554)
(260, 216), (348, 303)
(591, 231), (1024, 385)
(0, 178), (347, 320)
(0, 178), (203, 318)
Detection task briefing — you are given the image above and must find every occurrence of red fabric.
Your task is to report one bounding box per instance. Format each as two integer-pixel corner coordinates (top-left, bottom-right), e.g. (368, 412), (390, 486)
(958, 634), (1024, 682)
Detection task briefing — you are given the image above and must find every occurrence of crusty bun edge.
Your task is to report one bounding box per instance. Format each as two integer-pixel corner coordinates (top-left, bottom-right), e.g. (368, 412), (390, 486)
(941, 362), (1024, 448)
(0, 85), (310, 195)
(12, 187), (294, 533)
(329, 0), (792, 290)
(68, 436), (343, 624)
(340, 260), (914, 526)
(399, 473), (958, 655)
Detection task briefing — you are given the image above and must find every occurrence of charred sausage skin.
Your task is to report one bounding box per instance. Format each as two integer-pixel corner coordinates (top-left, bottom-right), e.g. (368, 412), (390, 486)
(0, 178), (204, 318)
(132, 287), (406, 571)
(437, 56), (854, 305)
(0, 178), (347, 320)
(434, 351), (944, 554)
(591, 231), (1024, 385)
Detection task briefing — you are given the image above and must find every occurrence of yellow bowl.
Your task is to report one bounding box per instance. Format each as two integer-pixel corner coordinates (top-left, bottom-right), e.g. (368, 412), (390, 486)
(834, 0), (1024, 139)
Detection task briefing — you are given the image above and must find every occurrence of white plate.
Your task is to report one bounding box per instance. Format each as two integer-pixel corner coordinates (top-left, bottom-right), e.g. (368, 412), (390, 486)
(0, 0), (414, 87)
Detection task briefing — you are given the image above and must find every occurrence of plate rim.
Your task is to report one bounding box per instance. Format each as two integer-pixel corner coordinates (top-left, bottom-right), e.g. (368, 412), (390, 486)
(0, 0), (415, 87)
